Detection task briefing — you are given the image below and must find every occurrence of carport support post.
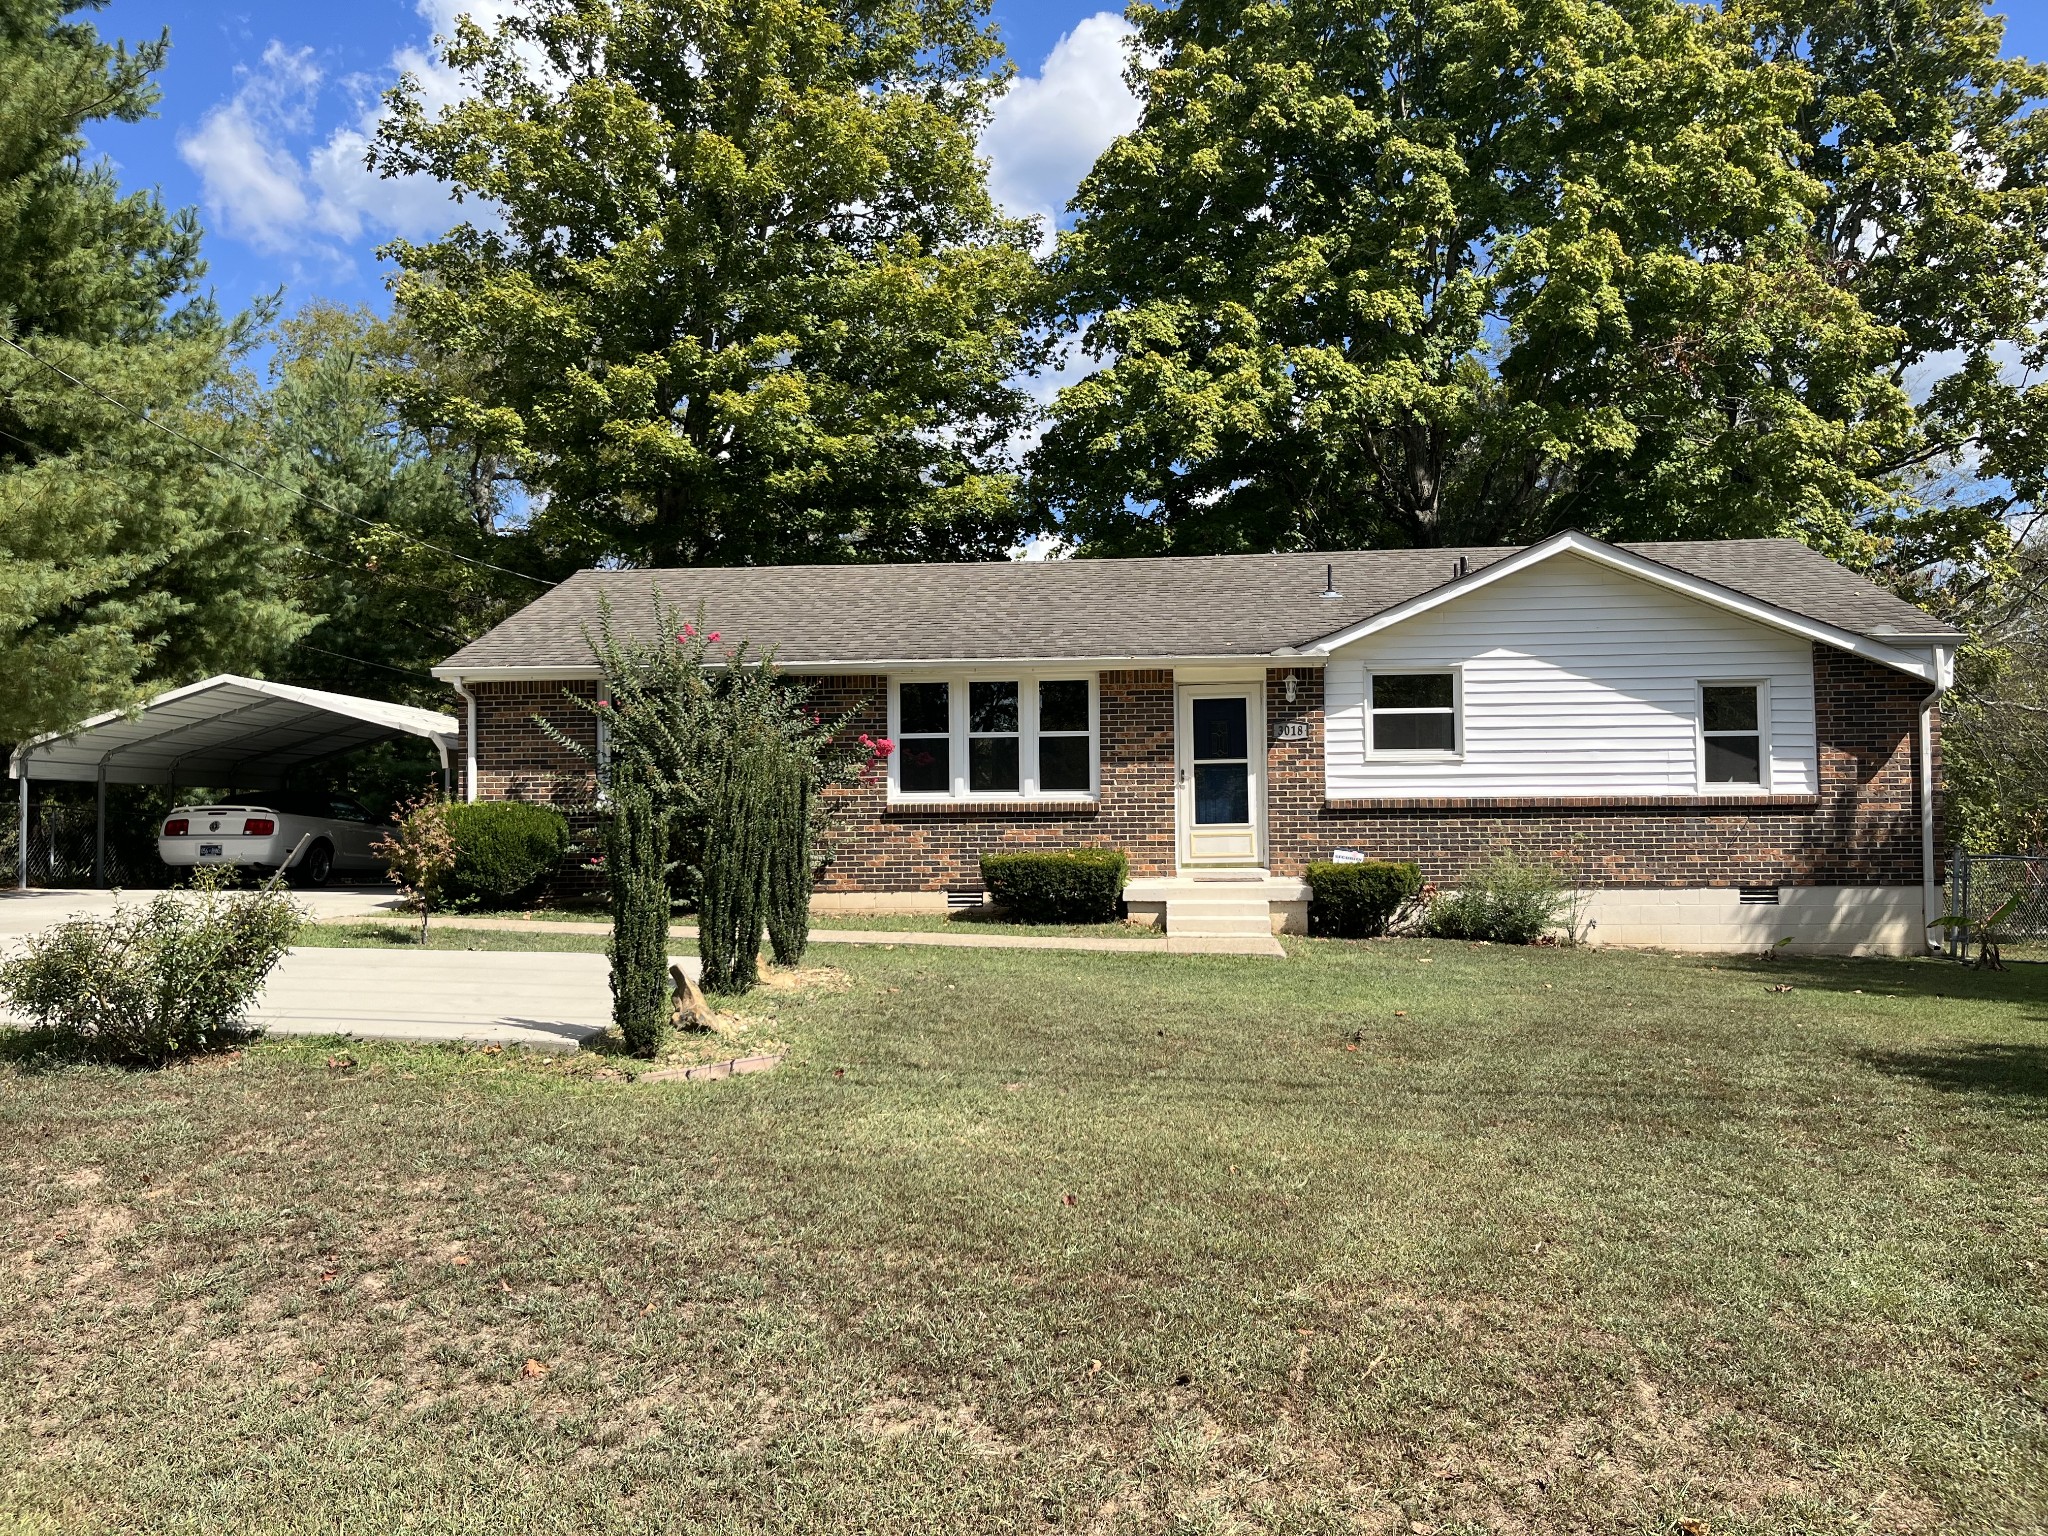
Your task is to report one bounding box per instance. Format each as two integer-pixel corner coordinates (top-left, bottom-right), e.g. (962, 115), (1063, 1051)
(93, 767), (107, 889)
(15, 774), (26, 891)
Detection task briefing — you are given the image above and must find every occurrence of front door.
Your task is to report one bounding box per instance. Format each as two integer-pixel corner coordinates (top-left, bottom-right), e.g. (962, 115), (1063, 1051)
(1177, 687), (1263, 866)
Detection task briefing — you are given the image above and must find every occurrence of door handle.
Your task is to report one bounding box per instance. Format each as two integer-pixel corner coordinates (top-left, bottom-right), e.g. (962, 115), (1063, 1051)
(1178, 767), (1186, 784)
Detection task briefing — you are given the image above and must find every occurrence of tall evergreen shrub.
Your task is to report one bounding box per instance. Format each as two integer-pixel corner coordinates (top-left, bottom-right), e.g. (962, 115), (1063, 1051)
(698, 739), (776, 994)
(764, 749), (813, 967)
(605, 775), (671, 1055)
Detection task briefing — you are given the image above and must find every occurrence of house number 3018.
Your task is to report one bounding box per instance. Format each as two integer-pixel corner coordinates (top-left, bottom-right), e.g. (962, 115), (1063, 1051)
(1273, 721), (1309, 742)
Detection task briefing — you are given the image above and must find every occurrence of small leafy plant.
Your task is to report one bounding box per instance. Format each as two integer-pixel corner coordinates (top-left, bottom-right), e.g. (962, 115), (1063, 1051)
(1424, 853), (1568, 944)
(0, 867), (302, 1065)
(375, 795), (459, 943)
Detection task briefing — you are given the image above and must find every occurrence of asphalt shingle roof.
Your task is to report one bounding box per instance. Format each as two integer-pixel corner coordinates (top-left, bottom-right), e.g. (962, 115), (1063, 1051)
(437, 538), (1961, 673)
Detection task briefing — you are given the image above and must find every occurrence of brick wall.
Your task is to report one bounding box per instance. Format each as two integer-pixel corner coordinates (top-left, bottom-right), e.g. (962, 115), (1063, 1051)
(468, 680), (600, 803)
(810, 670), (1177, 893)
(464, 643), (1937, 895)
(1265, 643), (1938, 888)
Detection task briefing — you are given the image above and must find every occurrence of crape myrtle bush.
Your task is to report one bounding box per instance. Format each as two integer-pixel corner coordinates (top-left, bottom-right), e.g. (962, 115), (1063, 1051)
(1424, 853), (1568, 944)
(542, 594), (874, 1037)
(0, 867), (302, 1065)
(1305, 860), (1423, 938)
(443, 801), (572, 904)
(980, 849), (1130, 923)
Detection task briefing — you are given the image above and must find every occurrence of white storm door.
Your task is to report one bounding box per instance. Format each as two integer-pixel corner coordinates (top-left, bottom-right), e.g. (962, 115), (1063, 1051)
(1177, 687), (1263, 866)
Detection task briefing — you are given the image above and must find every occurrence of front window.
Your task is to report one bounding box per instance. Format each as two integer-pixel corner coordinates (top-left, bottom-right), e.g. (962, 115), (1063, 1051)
(892, 675), (1096, 799)
(897, 681), (951, 792)
(1369, 671), (1457, 754)
(1702, 684), (1764, 785)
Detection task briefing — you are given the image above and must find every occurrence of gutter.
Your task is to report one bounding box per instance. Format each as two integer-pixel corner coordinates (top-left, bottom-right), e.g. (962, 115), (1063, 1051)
(449, 677), (479, 803)
(1920, 692), (1939, 953)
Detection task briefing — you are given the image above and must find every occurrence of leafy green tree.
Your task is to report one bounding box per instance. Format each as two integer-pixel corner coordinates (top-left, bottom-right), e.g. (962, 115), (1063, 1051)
(370, 0), (1043, 570)
(264, 303), (543, 703)
(0, 0), (303, 741)
(1037, 0), (1907, 554)
(1735, 0), (2048, 584)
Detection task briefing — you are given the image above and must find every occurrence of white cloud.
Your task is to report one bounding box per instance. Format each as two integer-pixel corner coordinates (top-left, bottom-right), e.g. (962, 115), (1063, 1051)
(179, 4), (518, 264)
(982, 13), (1140, 248)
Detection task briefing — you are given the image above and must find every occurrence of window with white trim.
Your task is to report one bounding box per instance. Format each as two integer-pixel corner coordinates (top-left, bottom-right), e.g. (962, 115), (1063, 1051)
(1368, 670), (1458, 756)
(1701, 683), (1765, 786)
(890, 674), (1097, 799)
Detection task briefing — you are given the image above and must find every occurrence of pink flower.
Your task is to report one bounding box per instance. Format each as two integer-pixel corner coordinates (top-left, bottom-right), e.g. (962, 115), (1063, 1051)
(707, 631), (721, 644)
(875, 738), (895, 757)
(681, 622), (697, 639)
(595, 699), (610, 709)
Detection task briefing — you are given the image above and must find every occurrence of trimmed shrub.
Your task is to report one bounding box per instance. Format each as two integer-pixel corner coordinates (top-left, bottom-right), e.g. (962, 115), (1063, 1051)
(980, 849), (1129, 923)
(0, 867), (301, 1064)
(444, 801), (571, 904)
(1305, 860), (1423, 938)
(1424, 853), (1567, 944)
(604, 776), (671, 1056)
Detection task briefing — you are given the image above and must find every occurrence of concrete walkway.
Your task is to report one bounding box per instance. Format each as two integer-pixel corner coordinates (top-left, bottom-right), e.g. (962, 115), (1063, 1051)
(251, 947), (701, 1051)
(340, 913), (1287, 958)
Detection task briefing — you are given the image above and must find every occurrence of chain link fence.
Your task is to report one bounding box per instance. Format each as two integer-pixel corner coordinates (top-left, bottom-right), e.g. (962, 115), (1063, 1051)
(1943, 849), (2048, 963)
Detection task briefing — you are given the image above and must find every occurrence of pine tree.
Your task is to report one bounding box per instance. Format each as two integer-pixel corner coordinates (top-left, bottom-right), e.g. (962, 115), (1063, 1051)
(604, 772), (671, 1056)
(0, 0), (303, 741)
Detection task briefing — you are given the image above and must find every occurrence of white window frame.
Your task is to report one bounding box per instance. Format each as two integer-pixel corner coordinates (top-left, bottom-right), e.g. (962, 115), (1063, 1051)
(887, 672), (1100, 803)
(1697, 678), (1772, 793)
(1365, 665), (1464, 761)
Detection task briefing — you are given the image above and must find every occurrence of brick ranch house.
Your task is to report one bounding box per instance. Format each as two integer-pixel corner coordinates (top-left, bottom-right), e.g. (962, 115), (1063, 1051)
(433, 531), (1962, 955)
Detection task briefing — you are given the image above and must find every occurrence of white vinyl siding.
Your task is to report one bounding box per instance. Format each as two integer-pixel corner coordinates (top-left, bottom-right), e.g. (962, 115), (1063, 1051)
(1324, 554), (1817, 798)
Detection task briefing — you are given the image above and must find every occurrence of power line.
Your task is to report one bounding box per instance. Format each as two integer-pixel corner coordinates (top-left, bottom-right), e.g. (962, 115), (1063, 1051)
(0, 332), (555, 589)
(297, 643), (438, 681)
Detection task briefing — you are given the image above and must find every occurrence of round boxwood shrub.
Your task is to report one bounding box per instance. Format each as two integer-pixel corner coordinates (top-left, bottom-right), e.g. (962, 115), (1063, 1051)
(442, 801), (572, 904)
(1305, 859), (1423, 938)
(980, 848), (1130, 923)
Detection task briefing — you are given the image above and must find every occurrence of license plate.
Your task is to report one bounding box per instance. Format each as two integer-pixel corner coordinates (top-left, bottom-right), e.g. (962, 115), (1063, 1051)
(198, 843), (224, 857)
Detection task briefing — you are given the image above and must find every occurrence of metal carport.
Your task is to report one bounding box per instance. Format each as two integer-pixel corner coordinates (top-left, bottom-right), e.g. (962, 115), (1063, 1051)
(10, 674), (461, 889)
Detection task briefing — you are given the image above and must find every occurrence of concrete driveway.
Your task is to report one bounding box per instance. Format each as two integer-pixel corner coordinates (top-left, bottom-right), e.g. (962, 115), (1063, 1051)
(0, 884), (405, 941)
(1, 888), (695, 1052)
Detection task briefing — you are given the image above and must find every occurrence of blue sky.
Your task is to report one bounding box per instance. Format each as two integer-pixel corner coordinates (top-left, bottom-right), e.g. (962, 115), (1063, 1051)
(81, 2), (2048, 328)
(86, 0), (1140, 322)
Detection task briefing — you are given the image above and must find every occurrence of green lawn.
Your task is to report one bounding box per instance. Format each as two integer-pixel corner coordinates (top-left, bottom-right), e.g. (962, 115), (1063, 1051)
(3, 940), (2045, 1533)
(298, 921), (620, 953)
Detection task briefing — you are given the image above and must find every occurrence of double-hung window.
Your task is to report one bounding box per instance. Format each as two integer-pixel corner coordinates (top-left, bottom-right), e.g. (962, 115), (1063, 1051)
(1368, 670), (1459, 756)
(891, 675), (1097, 799)
(1701, 683), (1766, 787)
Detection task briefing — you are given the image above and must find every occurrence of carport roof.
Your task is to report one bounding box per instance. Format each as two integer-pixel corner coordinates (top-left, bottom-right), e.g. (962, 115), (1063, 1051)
(9, 675), (461, 788)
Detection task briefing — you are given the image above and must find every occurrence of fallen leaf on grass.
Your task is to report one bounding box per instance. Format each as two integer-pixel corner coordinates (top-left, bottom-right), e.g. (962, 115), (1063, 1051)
(1061, 1193), (1077, 1207)
(520, 1358), (550, 1381)
(1003, 1082), (1023, 1092)
(833, 1067), (846, 1079)
(1768, 984), (1794, 994)
(451, 1255), (473, 1267)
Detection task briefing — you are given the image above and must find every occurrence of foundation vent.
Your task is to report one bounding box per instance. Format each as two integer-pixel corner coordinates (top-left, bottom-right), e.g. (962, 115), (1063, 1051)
(1738, 886), (1781, 906)
(946, 889), (987, 910)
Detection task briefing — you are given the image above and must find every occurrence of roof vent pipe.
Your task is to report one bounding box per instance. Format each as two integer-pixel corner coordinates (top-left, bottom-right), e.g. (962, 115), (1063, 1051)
(1320, 561), (1341, 599)
(1452, 555), (1470, 580)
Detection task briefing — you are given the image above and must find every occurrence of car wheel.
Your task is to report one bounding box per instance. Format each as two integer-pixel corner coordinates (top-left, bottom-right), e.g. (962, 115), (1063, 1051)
(294, 840), (335, 888)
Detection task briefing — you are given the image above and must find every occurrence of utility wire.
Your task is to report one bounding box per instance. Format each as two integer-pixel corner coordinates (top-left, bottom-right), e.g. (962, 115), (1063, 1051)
(297, 643), (438, 682)
(0, 332), (555, 589)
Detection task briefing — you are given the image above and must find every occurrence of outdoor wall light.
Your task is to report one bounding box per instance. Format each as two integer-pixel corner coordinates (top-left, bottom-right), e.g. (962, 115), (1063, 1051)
(1284, 671), (1298, 704)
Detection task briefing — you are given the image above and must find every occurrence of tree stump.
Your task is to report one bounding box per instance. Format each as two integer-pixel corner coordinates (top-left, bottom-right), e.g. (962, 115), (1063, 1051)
(670, 964), (718, 1031)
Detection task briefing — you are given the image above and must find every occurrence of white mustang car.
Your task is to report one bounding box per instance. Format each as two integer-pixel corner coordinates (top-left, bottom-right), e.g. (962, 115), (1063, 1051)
(158, 793), (392, 886)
